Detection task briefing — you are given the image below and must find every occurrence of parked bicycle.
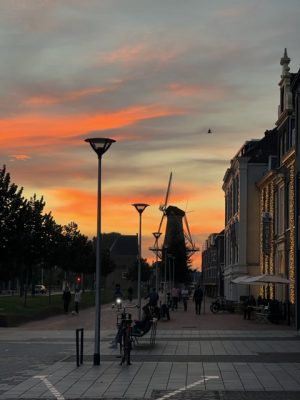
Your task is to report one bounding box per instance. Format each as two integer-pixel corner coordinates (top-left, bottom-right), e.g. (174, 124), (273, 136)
(210, 297), (235, 313)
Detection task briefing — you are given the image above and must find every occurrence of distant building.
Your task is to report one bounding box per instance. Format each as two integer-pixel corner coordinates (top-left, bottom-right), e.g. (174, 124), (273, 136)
(105, 234), (138, 294)
(202, 230), (224, 297)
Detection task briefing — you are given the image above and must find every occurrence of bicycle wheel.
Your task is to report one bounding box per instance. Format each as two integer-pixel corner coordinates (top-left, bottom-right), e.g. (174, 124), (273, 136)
(210, 303), (220, 313)
(120, 324), (132, 365)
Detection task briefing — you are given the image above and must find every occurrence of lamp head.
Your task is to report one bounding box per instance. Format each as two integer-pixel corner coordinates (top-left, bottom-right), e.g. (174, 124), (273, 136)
(85, 138), (115, 157)
(152, 232), (162, 240)
(132, 203), (149, 214)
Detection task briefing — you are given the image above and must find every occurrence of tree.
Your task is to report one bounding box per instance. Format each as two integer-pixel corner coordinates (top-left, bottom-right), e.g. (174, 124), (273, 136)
(127, 258), (151, 282)
(0, 165), (27, 282)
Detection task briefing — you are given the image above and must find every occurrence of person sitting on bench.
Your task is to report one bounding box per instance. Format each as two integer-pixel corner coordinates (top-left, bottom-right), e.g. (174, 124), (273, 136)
(133, 305), (152, 334)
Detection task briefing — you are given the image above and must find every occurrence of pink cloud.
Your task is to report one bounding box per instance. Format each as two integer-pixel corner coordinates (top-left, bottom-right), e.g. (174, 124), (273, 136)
(24, 86), (118, 107)
(102, 44), (178, 65)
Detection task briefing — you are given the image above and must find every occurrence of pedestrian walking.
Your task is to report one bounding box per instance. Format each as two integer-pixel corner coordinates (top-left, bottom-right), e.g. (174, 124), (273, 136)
(145, 287), (159, 308)
(113, 283), (123, 301)
(74, 288), (81, 314)
(181, 285), (189, 311)
(171, 287), (179, 310)
(193, 285), (203, 315)
(127, 287), (133, 302)
(62, 286), (71, 313)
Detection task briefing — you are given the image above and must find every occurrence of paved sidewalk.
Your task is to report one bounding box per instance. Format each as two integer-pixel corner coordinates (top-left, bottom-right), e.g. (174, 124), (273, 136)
(1, 298), (299, 399)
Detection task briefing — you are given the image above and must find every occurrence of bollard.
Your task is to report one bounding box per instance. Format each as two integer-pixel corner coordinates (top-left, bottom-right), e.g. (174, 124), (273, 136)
(76, 328), (84, 366)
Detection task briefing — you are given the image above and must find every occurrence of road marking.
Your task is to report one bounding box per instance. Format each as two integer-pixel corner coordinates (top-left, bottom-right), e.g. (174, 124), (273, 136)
(155, 375), (219, 400)
(34, 375), (65, 400)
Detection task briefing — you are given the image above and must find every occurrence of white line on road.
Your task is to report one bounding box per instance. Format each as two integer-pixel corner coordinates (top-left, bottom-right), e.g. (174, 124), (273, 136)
(155, 375), (219, 400)
(34, 375), (65, 400)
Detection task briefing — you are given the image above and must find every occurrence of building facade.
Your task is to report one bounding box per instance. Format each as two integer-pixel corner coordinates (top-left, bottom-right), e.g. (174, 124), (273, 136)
(222, 133), (277, 301)
(202, 230), (224, 297)
(257, 50), (299, 313)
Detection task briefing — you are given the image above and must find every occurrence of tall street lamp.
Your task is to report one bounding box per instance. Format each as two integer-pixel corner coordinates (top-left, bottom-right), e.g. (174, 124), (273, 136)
(152, 232), (162, 293)
(132, 203), (149, 319)
(164, 244), (168, 303)
(172, 256), (176, 288)
(85, 137), (115, 366)
(167, 254), (172, 290)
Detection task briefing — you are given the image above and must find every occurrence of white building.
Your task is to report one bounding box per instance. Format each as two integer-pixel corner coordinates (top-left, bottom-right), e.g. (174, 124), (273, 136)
(222, 135), (276, 301)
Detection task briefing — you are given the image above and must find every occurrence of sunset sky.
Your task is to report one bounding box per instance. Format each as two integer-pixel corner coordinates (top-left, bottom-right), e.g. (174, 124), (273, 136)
(1, 0), (300, 269)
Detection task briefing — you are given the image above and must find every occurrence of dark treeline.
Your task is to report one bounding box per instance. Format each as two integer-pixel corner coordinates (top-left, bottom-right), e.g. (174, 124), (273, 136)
(0, 165), (116, 295)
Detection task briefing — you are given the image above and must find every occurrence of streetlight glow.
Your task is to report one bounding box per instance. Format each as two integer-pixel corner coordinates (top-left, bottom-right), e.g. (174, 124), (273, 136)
(85, 137), (115, 366)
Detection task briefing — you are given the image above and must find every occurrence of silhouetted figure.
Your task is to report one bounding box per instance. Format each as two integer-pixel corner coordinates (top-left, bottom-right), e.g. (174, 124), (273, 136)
(181, 286), (189, 311)
(193, 285), (203, 315)
(243, 295), (256, 320)
(127, 287), (133, 302)
(145, 287), (159, 308)
(171, 287), (179, 310)
(62, 286), (71, 313)
(114, 283), (123, 301)
(74, 288), (81, 314)
(133, 305), (152, 333)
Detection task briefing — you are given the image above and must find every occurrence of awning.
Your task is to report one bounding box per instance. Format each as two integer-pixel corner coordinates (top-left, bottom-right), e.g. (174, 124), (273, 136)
(231, 275), (250, 284)
(231, 274), (290, 285)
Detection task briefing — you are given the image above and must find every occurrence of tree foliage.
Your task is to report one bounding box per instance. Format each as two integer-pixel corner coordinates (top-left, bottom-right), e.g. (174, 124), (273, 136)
(0, 166), (98, 289)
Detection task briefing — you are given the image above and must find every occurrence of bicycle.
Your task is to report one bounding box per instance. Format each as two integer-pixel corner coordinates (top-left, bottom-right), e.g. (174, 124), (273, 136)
(112, 302), (138, 366)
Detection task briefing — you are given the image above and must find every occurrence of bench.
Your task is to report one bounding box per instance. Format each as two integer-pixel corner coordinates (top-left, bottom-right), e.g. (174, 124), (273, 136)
(131, 318), (158, 346)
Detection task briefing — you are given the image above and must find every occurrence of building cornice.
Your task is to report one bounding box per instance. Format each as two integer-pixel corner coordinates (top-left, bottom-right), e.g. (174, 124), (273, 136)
(256, 169), (277, 188)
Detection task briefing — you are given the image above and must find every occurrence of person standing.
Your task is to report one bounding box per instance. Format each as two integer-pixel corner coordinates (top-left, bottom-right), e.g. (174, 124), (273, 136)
(171, 287), (179, 310)
(74, 288), (81, 314)
(145, 287), (159, 308)
(193, 285), (203, 315)
(181, 285), (189, 312)
(127, 287), (133, 302)
(62, 286), (71, 313)
(114, 283), (123, 301)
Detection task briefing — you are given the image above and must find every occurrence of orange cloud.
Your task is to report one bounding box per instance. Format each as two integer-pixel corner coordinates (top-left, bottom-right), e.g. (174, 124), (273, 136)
(0, 105), (184, 148)
(24, 86), (117, 107)
(10, 154), (31, 160)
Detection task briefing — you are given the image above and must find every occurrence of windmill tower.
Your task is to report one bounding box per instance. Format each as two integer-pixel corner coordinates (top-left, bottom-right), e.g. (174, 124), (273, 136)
(151, 173), (199, 286)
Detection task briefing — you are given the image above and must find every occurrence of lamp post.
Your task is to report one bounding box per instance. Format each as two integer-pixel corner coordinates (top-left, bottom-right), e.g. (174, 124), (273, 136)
(167, 254), (172, 291)
(172, 256), (175, 288)
(85, 137), (115, 366)
(152, 232), (162, 293)
(132, 203), (149, 319)
(164, 244), (168, 303)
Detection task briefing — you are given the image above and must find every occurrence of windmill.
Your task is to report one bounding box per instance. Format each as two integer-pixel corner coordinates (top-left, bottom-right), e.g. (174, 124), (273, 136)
(150, 172), (199, 286)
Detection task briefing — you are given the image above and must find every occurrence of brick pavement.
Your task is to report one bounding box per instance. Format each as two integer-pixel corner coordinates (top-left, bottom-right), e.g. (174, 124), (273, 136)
(1, 297), (299, 399)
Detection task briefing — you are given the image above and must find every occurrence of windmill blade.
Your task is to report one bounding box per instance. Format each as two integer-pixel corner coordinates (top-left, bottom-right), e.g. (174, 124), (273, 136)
(184, 214), (193, 244)
(157, 213), (165, 235)
(161, 172), (172, 211)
